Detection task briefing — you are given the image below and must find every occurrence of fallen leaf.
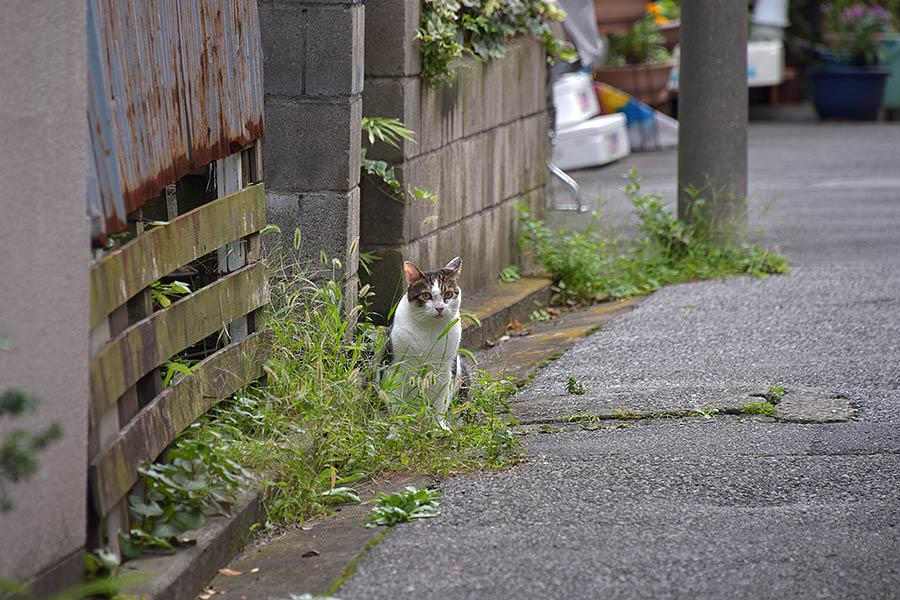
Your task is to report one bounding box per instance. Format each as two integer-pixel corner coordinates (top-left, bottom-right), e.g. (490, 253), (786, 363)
(218, 568), (244, 577)
(506, 319), (525, 333)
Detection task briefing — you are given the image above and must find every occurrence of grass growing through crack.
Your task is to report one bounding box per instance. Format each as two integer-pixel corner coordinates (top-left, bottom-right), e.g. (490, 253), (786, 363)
(741, 401), (777, 416)
(518, 169), (788, 305)
(189, 263), (521, 528)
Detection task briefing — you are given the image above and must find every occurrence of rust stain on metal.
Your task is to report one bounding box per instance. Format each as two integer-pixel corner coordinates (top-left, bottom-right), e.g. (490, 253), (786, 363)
(87, 0), (264, 242)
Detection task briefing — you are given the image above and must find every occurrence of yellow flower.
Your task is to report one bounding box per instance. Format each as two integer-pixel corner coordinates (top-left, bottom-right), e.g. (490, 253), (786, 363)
(646, 2), (662, 16)
(654, 15), (668, 25)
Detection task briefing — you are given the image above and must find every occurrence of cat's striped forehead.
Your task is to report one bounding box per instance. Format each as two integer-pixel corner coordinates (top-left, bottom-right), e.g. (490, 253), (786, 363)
(407, 267), (460, 301)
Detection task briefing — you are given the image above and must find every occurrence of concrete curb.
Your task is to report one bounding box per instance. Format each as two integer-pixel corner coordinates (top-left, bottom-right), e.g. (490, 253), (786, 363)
(462, 277), (553, 349)
(119, 488), (263, 600)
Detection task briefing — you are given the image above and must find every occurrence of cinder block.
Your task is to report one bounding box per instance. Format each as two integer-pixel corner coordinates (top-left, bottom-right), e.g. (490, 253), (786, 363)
(360, 173), (407, 246)
(297, 188), (361, 272)
(459, 60), (485, 138)
(521, 39), (549, 117)
(362, 76), (421, 163)
(264, 190), (302, 257)
(403, 151), (443, 239)
(359, 154), (439, 246)
(481, 56), (505, 131)
(484, 127), (505, 209)
(434, 220), (464, 275)
(460, 211), (486, 287)
(497, 198), (518, 271)
(409, 232), (438, 272)
(521, 114), (549, 192)
(264, 95), (362, 192)
(461, 136), (486, 218)
(364, 0), (421, 77)
(500, 41), (524, 124)
(439, 144), (464, 227)
(417, 84), (443, 155)
(503, 119), (525, 201)
(359, 244), (407, 319)
(259, 3), (306, 98)
(306, 5), (365, 96)
(419, 78), (463, 154)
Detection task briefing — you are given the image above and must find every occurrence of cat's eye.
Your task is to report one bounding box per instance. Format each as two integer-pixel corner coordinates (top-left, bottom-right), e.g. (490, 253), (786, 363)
(419, 292), (432, 301)
(442, 291), (455, 300)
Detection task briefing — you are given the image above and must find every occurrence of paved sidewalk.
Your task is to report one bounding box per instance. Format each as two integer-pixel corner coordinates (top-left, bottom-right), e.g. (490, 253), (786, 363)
(337, 122), (900, 599)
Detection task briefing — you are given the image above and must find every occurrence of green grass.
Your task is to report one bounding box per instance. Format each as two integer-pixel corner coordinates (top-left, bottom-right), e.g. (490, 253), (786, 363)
(741, 401), (777, 416)
(189, 266), (521, 528)
(517, 169), (788, 305)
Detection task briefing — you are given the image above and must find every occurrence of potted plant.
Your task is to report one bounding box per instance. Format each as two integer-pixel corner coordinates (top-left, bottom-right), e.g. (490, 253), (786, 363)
(593, 0), (651, 35)
(809, 3), (894, 120)
(649, 0), (680, 51)
(593, 9), (675, 106)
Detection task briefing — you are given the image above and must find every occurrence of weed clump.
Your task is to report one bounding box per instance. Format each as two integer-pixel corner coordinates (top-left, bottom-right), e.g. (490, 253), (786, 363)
(188, 265), (521, 528)
(517, 169), (788, 305)
(741, 401), (777, 416)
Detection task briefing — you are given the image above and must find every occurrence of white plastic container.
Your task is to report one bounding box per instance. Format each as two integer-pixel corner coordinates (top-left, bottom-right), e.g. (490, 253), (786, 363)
(668, 40), (785, 88)
(748, 40), (785, 87)
(552, 113), (630, 171)
(552, 72), (600, 128)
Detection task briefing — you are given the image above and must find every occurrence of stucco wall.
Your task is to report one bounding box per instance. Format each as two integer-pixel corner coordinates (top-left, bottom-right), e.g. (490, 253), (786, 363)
(0, 1), (90, 589)
(361, 2), (550, 315)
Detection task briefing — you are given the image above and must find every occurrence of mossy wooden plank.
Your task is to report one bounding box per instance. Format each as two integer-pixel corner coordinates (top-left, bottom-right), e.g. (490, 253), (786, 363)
(90, 263), (268, 419)
(90, 183), (266, 328)
(90, 330), (271, 517)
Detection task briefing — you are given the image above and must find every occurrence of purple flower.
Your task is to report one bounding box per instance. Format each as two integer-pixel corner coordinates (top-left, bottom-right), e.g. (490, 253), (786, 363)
(840, 5), (865, 21)
(868, 5), (890, 19)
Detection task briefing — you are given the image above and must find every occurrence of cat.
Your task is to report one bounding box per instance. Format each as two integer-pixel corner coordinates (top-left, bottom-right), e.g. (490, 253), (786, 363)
(386, 256), (464, 429)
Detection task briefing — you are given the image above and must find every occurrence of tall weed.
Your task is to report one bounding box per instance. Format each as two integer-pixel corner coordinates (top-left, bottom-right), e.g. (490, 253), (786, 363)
(518, 170), (787, 303)
(192, 260), (521, 527)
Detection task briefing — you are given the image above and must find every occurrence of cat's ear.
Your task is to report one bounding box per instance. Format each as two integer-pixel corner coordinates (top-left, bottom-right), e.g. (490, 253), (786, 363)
(444, 256), (462, 276)
(403, 261), (426, 286)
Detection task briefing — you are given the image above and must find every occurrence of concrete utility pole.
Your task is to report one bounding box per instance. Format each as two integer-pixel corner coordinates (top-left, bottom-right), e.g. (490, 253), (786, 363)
(677, 2), (748, 233)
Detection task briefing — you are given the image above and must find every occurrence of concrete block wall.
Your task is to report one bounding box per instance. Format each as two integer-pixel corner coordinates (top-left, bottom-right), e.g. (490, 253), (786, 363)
(259, 0), (364, 277)
(361, 14), (550, 315)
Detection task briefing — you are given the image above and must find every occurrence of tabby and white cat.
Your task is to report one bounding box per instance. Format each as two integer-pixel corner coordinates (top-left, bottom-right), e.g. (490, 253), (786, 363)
(387, 256), (464, 429)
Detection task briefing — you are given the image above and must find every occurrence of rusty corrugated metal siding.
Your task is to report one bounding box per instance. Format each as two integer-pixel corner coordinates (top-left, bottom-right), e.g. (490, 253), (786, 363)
(87, 0), (264, 243)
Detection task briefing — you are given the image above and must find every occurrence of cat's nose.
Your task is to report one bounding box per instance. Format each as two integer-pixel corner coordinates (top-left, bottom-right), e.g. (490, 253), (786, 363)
(435, 305), (444, 313)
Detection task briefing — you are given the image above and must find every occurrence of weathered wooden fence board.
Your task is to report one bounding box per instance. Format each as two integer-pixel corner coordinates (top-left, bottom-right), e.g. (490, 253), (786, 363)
(90, 263), (268, 418)
(90, 330), (270, 516)
(90, 184), (265, 327)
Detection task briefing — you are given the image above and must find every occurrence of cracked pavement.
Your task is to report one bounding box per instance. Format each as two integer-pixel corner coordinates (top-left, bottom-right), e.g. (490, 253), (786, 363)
(338, 122), (900, 599)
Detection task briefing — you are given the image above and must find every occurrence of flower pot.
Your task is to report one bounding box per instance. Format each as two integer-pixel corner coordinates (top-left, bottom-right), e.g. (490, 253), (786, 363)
(593, 60), (675, 106)
(593, 0), (647, 35)
(808, 64), (890, 120)
(658, 19), (680, 51)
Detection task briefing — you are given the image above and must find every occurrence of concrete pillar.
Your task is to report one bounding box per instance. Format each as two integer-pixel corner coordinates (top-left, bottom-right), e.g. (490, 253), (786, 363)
(677, 2), (748, 232)
(259, 0), (364, 277)
(0, 1), (90, 593)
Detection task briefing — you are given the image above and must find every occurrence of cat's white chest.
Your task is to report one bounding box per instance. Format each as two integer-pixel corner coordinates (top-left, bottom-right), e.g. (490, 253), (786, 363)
(390, 296), (461, 369)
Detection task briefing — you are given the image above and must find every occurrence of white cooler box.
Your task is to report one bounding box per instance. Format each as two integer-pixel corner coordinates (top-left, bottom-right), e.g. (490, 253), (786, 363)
(552, 72), (600, 128)
(553, 113), (631, 171)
